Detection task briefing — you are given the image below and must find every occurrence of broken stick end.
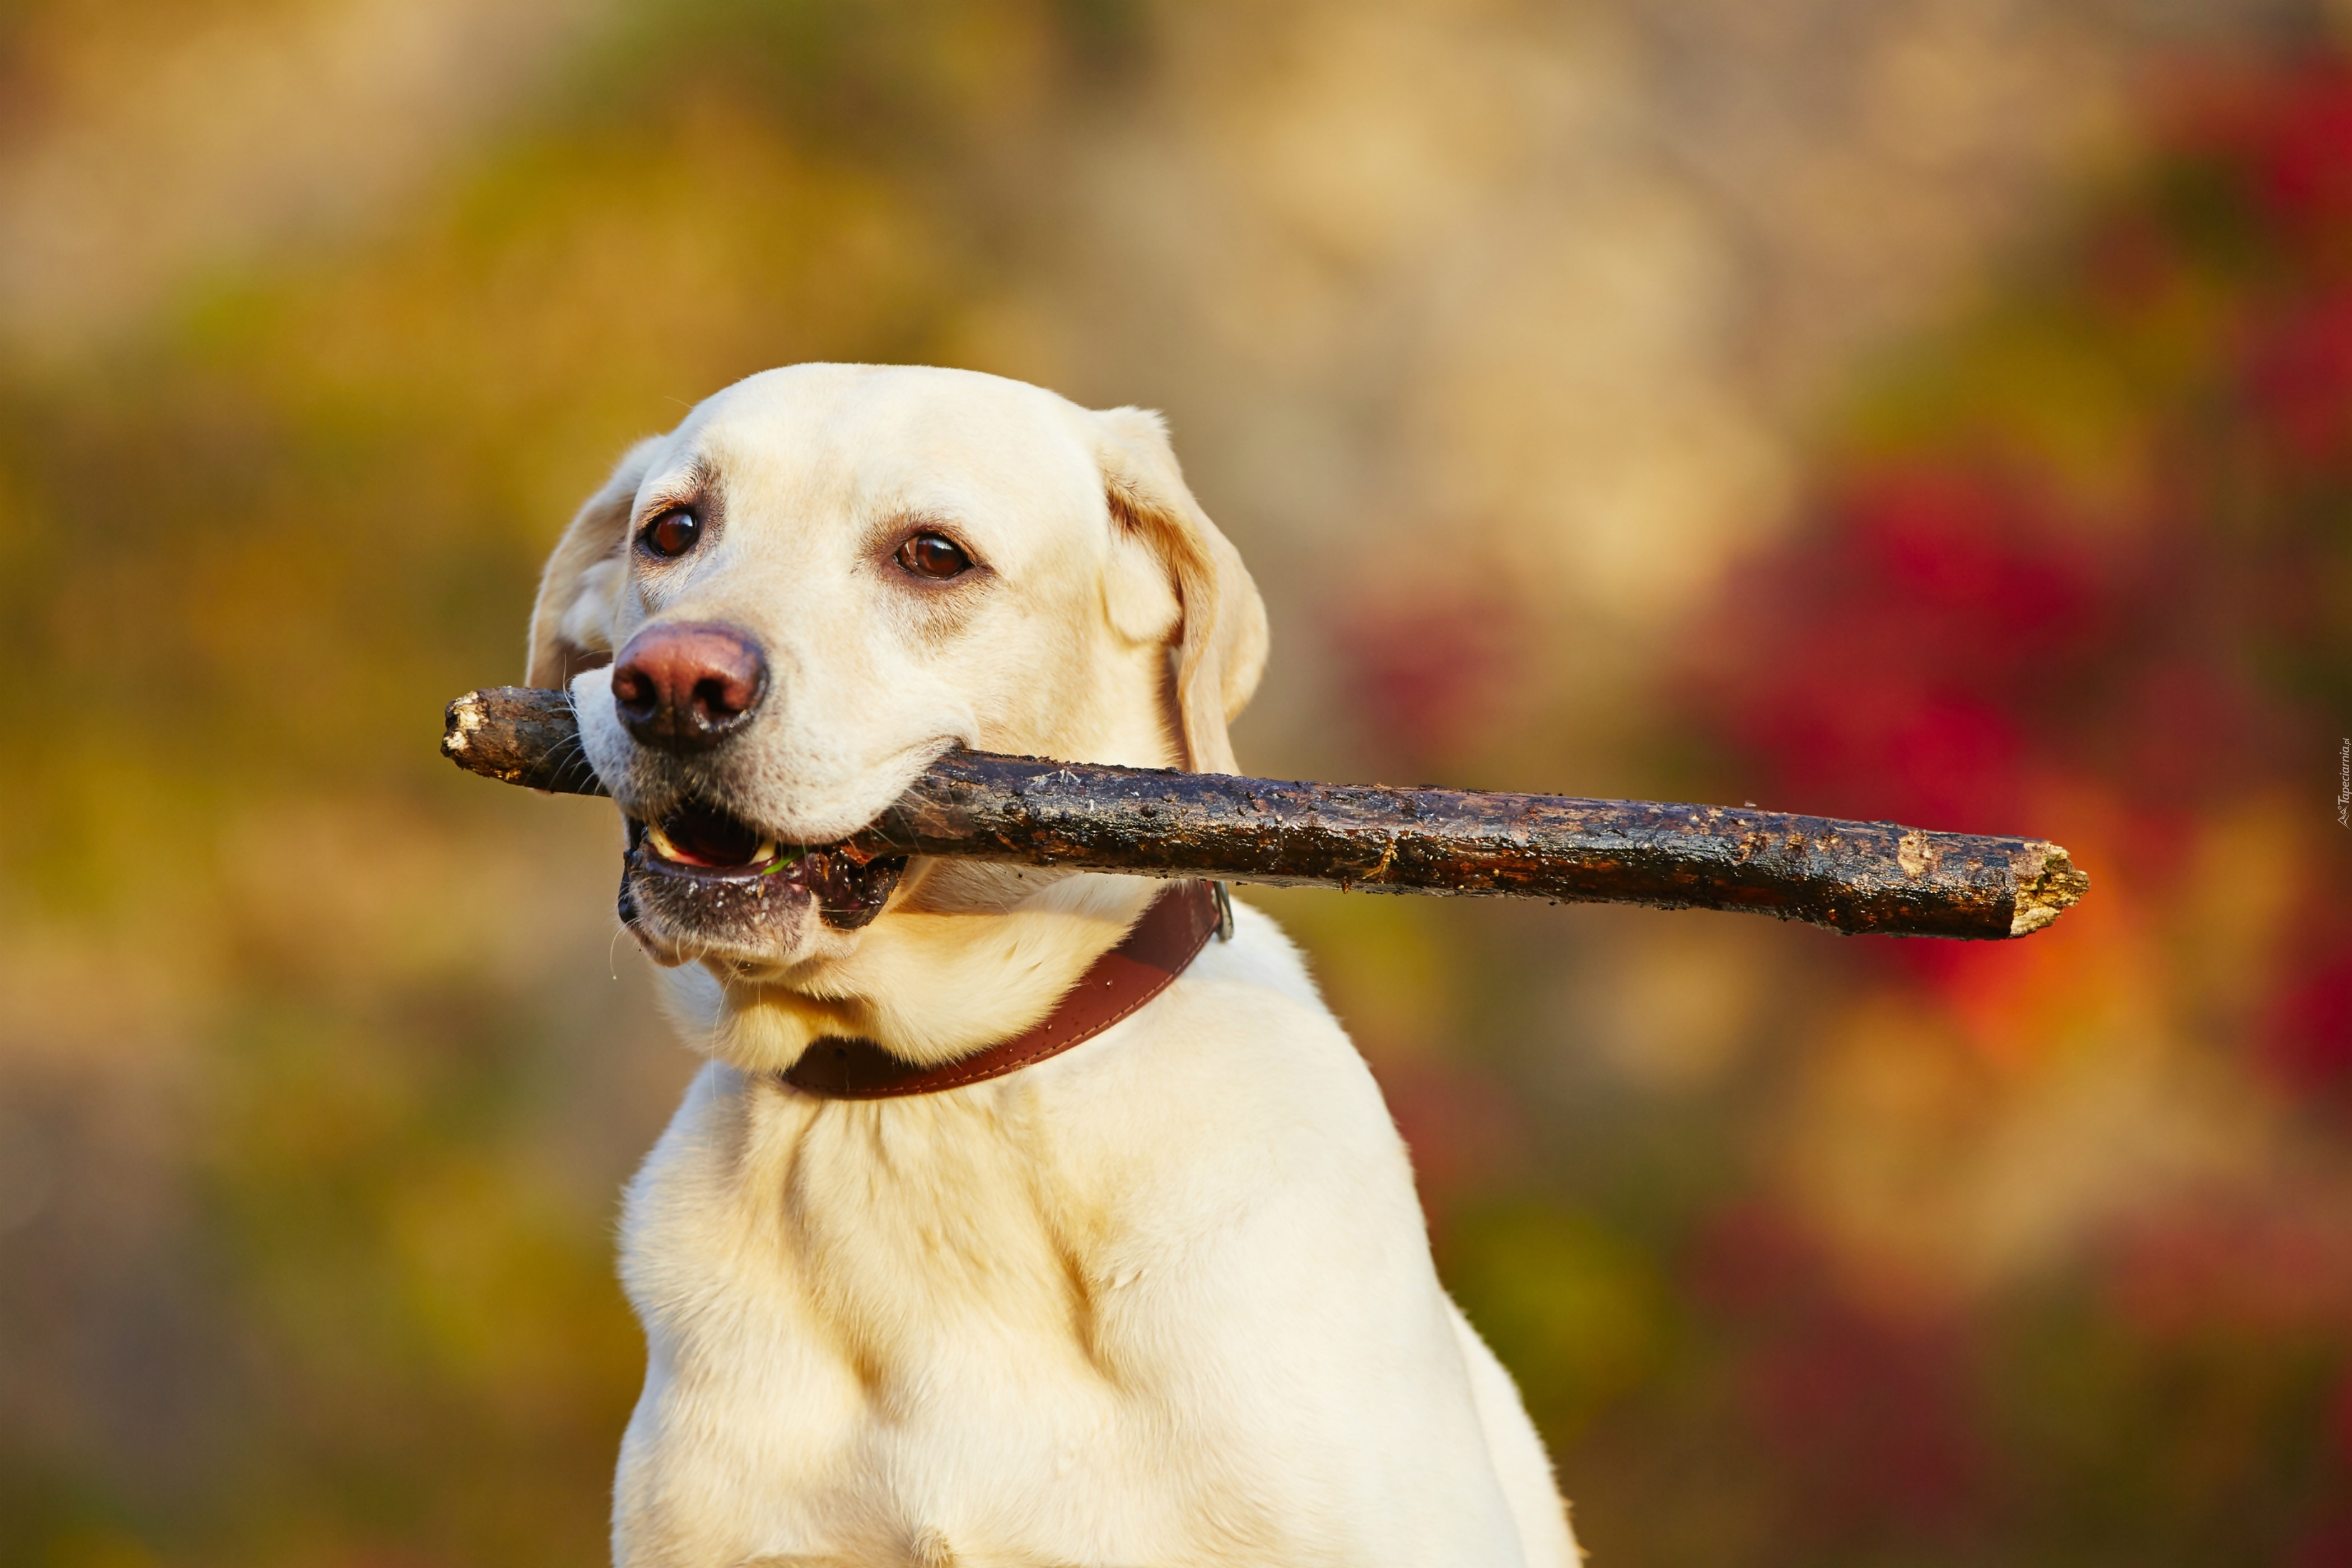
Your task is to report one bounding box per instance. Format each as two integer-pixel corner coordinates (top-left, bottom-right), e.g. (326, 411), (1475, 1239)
(441, 690), (524, 783)
(2008, 843), (2090, 937)
(441, 691), (487, 762)
(441, 685), (603, 794)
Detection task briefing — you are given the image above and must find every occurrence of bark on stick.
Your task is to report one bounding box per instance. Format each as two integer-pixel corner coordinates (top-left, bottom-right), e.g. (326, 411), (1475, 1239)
(444, 686), (2087, 940)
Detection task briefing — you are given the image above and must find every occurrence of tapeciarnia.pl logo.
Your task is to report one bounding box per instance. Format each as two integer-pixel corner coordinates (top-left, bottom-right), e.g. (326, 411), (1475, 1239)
(2339, 738), (2349, 828)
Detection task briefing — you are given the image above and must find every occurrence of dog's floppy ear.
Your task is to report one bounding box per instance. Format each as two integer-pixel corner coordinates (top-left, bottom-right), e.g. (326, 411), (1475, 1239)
(525, 437), (663, 689)
(1095, 407), (1268, 774)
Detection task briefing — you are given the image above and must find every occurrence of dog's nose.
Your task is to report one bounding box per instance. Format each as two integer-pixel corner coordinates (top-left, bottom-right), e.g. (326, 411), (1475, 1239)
(609, 622), (768, 753)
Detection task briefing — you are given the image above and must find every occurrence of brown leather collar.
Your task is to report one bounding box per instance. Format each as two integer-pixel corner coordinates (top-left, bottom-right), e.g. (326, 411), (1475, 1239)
(781, 881), (1229, 1100)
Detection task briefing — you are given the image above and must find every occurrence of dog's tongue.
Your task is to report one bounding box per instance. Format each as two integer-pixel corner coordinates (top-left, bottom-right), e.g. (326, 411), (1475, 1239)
(656, 801), (768, 868)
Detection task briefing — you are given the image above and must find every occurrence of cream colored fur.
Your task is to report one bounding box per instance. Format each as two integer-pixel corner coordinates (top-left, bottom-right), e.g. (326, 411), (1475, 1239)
(534, 365), (1579, 1566)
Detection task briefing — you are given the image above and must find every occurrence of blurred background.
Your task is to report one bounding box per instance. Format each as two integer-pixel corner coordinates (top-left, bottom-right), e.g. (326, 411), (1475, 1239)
(3, 1), (2351, 1563)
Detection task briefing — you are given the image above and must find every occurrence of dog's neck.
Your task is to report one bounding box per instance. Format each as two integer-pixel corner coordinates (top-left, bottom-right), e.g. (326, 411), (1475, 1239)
(684, 866), (1168, 1075)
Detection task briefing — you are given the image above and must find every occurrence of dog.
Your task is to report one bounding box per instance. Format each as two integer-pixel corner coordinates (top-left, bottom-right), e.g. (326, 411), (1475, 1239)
(529, 363), (1579, 1566)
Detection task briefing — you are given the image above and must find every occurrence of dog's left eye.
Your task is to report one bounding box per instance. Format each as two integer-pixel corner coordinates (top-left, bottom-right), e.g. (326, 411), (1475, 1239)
(641, 509), (702, 559)
(895, 532), (972, 580)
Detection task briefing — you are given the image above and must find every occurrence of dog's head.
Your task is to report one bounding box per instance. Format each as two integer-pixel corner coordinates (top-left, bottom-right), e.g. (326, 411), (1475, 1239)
(530, 365), (1264, 1028)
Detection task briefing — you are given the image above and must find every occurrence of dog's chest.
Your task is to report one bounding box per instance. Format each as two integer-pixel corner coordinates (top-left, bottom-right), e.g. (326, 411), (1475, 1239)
(615, 1067), (1248, 1557)
(602, 962), (1525, 1567)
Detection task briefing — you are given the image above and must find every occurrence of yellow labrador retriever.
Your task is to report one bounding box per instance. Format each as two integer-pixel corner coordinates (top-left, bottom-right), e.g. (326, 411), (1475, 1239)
(530, 364), (1578, 1567)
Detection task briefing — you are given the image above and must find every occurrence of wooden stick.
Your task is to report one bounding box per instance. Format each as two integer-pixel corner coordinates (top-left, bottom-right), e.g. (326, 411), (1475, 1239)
(444, 687), (2087, 940)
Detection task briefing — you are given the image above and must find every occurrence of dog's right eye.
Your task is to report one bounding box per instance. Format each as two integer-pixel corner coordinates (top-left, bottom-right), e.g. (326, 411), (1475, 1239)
(895, 531), (972, 580)
(640, 509), (702, 560)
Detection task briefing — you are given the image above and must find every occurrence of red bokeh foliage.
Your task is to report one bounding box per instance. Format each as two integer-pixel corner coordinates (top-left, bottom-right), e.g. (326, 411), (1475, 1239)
(2108, 1200), (2352, 1338)
(2300, 1366), (2352, 1568)
(1691, 1206), (1987, 1544)
(2169, 57), (2352, 235)
(1328, 582), (1522, 780)
(2295, 1515), (2352, 1568)
(1682, 456), (2310, 858)
(1688, 468), (2106, 836)
(1686, 52), (2352, 1029)
(1665, 48), (2352, 1556)
(2267, 930), (2352, 1096)
(2245, 284), (2352, 460)
(1376, 1056), (1528, 1213)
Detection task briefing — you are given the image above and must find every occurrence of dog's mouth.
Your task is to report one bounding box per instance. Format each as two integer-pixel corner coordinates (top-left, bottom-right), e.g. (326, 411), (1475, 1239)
(624, 802), (909, 932)
(641, 799), (796, 874)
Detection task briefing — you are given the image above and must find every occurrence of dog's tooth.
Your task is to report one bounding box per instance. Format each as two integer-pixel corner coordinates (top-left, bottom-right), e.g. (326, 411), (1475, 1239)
(752, 839), (778, 865)
(646, 823), (682, 860)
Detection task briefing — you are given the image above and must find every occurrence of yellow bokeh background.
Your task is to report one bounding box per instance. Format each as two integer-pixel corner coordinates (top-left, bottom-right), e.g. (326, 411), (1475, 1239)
(4, 3), (2350, 1565)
